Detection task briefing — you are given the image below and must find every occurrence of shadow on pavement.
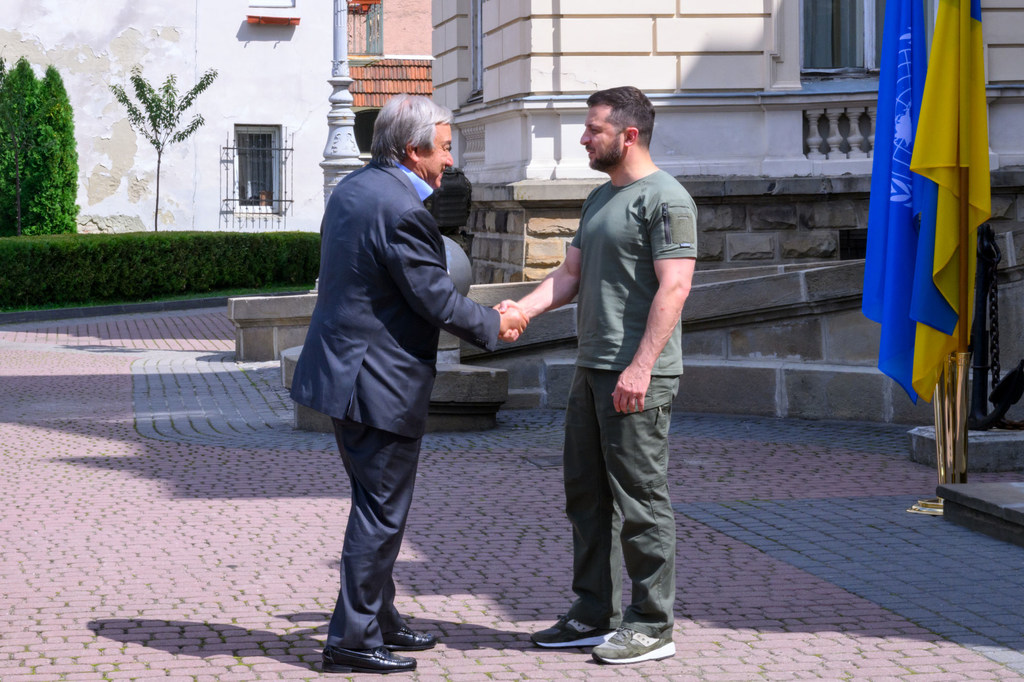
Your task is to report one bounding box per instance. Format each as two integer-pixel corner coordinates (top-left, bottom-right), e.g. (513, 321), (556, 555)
(87, 614), (527, 670)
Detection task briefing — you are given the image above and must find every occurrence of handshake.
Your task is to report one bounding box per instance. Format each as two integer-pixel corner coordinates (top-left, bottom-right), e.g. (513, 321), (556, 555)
(494, 299), (529, 343)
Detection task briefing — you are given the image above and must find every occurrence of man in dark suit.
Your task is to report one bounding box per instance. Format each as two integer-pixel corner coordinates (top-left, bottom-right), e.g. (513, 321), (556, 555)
(290, 94), (526, 675)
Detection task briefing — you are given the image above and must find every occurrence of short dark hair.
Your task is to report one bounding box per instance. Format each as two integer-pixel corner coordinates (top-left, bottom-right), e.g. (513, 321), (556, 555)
(586, 86), (655, 148)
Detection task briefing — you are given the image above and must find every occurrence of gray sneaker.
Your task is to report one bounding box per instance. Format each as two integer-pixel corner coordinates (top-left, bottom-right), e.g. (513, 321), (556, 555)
(530, 616), (615, 648)
(591, 627), (675, 664)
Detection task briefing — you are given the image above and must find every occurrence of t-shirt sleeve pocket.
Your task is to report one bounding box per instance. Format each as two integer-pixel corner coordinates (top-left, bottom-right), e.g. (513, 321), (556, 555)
(655, 202), (698, 258)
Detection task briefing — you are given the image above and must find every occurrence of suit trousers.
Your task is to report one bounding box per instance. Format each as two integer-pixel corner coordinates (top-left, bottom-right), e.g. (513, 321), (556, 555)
(562, 367), (678, 638)
(327, 417), (421, 648)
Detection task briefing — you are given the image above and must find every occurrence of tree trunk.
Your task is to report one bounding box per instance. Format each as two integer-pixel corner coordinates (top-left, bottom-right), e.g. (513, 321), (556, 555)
(154, 150), (162, 232)
(14, 147), (22, 236)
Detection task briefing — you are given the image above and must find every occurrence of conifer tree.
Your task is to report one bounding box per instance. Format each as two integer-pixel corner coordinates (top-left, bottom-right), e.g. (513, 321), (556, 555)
(24, 65), (79, 235)
(0, 58), (42, 236)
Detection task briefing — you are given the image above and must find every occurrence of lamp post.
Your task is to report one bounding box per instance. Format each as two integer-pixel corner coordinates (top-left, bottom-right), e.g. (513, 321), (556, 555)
(320, 0), (363, 203)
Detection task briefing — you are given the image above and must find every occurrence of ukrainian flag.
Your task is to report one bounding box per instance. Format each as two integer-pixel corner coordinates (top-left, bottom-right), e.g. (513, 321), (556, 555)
(909, 0), (991, 401)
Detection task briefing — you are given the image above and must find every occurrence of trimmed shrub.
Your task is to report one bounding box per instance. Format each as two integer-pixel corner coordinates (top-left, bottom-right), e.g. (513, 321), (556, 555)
(0, 231), (320, 309)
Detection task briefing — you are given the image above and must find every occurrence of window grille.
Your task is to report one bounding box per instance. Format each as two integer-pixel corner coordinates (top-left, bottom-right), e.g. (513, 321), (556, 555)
(220, 125), (293, 230)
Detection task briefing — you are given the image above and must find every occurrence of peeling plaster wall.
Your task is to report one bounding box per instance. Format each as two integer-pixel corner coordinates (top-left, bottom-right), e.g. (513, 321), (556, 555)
(0, 1), (334, 232)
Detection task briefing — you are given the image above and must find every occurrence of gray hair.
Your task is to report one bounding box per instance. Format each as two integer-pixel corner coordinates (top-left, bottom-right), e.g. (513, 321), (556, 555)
(371, 94), (453, 166)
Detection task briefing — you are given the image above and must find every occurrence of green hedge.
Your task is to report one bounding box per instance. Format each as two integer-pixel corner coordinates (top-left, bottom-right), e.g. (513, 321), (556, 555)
(0, 231), (320, 308)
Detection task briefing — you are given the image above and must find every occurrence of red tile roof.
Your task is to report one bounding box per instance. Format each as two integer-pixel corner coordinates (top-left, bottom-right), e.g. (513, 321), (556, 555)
(350, 59), (433, 108)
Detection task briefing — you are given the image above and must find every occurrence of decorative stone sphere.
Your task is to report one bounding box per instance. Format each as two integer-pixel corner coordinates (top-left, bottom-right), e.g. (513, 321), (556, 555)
(444, 236), (472, 296)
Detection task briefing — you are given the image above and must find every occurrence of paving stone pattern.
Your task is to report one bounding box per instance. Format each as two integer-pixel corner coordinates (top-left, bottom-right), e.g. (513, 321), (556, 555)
(3, 308), (1024, 680)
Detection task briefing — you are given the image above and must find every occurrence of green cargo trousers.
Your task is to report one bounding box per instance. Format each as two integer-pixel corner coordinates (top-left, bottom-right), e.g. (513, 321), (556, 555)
(562, 366), (679, 638)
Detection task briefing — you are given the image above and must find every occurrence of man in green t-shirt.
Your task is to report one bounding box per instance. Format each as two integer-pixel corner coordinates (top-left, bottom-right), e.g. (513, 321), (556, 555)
(501, 86), (697, 665)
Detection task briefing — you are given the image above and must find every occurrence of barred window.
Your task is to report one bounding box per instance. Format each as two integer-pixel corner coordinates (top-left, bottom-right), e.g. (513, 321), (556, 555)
(236, 126), (281, 210)
(220, 125), (293, 229)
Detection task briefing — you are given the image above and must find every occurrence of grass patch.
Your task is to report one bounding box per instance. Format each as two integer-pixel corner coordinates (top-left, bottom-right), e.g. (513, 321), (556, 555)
(0, 282), (315, 314)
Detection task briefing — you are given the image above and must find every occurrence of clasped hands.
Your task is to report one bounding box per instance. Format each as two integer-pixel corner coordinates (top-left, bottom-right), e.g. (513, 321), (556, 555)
(494, 299), (528, 342)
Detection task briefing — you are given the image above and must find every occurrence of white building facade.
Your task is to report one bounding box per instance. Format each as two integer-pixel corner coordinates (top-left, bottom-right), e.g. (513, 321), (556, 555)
(432, 0), (1024, 281)
(1, 0), (432, 234)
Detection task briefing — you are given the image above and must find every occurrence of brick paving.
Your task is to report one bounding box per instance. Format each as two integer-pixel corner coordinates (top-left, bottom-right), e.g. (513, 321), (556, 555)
(2, 307), (1024, 681)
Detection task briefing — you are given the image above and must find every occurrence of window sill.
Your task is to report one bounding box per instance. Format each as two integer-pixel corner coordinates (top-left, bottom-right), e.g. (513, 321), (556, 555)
(246, 15), (300, 26)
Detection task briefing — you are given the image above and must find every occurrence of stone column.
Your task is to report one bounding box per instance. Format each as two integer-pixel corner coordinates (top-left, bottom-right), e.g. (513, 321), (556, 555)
(320, 0), (363, 203)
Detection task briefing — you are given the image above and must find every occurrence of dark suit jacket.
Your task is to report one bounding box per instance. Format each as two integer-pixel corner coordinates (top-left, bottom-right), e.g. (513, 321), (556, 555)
(290, 162), (500, 439)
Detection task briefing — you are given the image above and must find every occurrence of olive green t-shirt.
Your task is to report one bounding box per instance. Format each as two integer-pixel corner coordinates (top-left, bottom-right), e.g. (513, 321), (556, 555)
(570, 169), (697, 376)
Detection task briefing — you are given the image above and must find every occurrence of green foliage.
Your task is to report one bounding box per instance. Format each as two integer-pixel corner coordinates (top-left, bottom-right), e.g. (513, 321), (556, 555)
(0, 231), (320, 309)
(110, 67), (218, 231)
(24, 66), (79, 235)
(0, 58), (79, 237)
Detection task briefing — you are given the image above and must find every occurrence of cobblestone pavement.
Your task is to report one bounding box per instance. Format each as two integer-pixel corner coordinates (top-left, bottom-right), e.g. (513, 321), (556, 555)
(3, 308), (1024, 681)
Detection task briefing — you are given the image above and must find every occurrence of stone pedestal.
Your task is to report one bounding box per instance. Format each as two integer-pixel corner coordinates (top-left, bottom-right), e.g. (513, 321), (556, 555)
(908, 427), (1024, 472)
(228, 293), (316, 361)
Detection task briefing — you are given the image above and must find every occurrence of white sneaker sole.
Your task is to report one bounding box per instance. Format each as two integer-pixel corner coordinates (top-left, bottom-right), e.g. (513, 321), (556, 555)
(593, 640), (676, 664)
(532, 631), (615, 648)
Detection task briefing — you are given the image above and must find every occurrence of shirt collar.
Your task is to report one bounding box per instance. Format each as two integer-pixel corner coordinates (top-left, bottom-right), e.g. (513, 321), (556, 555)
(399, 164), (435, 202)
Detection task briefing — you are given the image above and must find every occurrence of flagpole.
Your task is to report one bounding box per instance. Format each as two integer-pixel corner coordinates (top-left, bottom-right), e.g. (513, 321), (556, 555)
(958, 167), (970, 354)
(948, 0), (975, 490)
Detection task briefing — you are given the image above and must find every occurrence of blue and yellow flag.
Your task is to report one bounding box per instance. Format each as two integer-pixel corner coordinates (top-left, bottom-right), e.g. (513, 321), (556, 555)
(909, 0), (991, 401)
(862, 0), (930, 402)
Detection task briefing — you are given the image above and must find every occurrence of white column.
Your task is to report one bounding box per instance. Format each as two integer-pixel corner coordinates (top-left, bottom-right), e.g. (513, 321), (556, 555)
(320, 0), (363, 204)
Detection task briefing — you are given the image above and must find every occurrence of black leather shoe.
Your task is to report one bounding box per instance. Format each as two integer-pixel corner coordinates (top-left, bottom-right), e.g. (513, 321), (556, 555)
(321, 645), (416, 674)
(383, 625), (438, 651)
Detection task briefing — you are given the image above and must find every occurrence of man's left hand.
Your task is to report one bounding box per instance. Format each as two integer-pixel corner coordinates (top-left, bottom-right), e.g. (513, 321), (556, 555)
(612, 364), (651, 413)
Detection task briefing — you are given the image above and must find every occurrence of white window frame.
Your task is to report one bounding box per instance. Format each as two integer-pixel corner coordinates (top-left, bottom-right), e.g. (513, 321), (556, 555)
(801, 0), (939, 75)
(249, 0), (295, 8)
(234, 125), (283, 215)
(469, 0), (484, 102)
(800, 0), (882, 73)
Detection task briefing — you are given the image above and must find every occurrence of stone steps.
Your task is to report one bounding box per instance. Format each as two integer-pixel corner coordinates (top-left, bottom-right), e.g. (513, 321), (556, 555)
(938, 482), (1024, 548)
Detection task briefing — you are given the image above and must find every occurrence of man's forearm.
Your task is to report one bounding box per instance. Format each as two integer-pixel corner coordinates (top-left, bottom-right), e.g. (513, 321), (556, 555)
(514, 253), (581, 321)
(628, 286), (688, 374)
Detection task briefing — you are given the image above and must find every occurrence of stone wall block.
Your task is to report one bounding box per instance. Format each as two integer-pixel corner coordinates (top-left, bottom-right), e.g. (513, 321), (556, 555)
(698, 232), (725, 261)
(697, 204), (746, 231)
(684, 270), (802, 320)
(483, 211), (498, 232)
(798, 199), (862, 229)
(991, 194), (1015, 220)
(749, 204), (798, 231)
(527, 215), (580, 236)
(783, 368), (890, 421)
(505, 210), (525, 234)
(494, 210), (509, 233)
(729, 318), (824, 361)
(890, 383), (939, 424)
(681, 328), (728, 358)
(802, 260), (865, 302)
(727, 232), (775, 261)
(544, 358), (578, 409)
(824, 309), (880, 365)
(521, 267), (552, 281)
(525, 236), (567, 266)
(674, 363), (780, 417)
(779, 231), (838, 259)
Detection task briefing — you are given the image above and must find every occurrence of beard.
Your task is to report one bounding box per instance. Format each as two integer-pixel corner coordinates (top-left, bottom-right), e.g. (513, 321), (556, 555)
(588, 143), (624, 172)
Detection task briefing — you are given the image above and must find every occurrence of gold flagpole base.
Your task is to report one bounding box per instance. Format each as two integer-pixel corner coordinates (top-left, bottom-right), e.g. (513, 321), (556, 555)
(907, 497), (944, 515)
(907, 352), (970, 516)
